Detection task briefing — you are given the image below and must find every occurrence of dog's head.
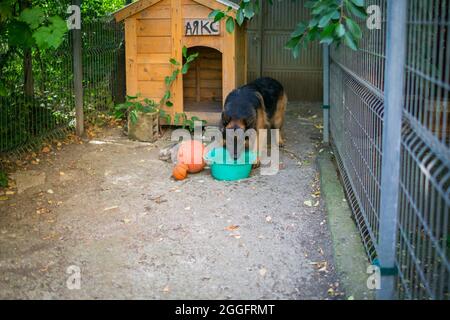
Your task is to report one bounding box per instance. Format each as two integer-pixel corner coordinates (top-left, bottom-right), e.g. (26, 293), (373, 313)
(221, 87), (260, 159)
(221, 87), (260, 130)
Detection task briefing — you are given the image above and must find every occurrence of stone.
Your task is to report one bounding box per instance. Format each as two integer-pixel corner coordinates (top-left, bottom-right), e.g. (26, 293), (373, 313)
(128, 111), (159, 142)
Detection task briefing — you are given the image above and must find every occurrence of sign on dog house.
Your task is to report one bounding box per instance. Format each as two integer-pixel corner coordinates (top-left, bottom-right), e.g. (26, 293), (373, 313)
(114, 0), (247, 124)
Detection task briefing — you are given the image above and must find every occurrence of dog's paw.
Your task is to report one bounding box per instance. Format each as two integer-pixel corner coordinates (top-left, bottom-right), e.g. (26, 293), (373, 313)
(252, 158), (261, 169)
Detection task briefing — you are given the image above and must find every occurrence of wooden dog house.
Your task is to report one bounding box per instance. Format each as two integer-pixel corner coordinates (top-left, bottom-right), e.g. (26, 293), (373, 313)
(114, 0), (247, 124)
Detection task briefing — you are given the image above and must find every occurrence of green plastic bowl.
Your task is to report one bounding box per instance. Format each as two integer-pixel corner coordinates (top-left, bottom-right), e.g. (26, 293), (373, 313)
(204, 148), (257, 181)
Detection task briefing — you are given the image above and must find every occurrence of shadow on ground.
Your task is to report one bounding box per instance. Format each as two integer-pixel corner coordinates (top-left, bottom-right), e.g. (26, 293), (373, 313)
(0, 102), (344, 299)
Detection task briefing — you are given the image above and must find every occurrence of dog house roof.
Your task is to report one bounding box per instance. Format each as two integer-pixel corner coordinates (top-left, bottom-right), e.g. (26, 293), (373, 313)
(114, 0), (239, 22)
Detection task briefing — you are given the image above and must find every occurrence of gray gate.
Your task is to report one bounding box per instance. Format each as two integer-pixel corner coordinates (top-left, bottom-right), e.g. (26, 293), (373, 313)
(247, 1), (323, 101)
(328, 0), (449, 299)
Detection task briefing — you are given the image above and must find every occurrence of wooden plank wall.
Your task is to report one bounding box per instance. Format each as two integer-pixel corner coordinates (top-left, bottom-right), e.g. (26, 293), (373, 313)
(246, 0), (323, 101)
(183, 47), (222, 103)
(134, 0), (172, 102)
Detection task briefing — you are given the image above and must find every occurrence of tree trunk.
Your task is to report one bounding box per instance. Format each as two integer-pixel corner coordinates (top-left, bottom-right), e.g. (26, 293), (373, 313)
(23, 48), (34, 97)
(20, 0), (34, 97)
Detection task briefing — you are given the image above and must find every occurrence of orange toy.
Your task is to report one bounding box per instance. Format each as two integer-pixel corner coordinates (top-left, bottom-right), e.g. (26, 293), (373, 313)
(177, 140), (206, 173)
(172, 163), (188, 180)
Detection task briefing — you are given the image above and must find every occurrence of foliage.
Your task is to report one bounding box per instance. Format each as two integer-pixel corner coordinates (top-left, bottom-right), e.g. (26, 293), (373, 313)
(0, 170), (7, 188)
(209, 0), (368, 58)
(163, 46), (199, 108)
(174, 113), (206, 132)
(0, 1), (126, 153)
(81, 0), (126, 22)
(115, 94), (159, 125)
(115, 46), (204, 131)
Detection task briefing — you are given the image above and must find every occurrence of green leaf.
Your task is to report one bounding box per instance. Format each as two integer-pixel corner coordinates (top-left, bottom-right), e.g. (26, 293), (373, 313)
(208, 9), (221, 20)
(346, 18), (362, 39)
(166, 101), (173, 107)
(320, 23), (337, 39)
(236, 9), (245, 26)
(130, 110), (138, 124)
(186, 52), (199, 63)
(0, 81), (7, 96)
(226, 16), (235, 33)
(344, 33), (358, 50)
(182, 46), (188, 58)
(165, 76), (172, 86)
(308, 18), (319, 28)
(32, 16), (68, 50)
(319, 10), (338, 28)
(7, 20), (34, 48)
(243, 3), (255, 19)
(181, 63), (190, 74)
(350, 0), (365, 7)
(169, 58), (180, 66)
(291, 22), (307, 38)
(346, 0), (367, 19)
(335, 23), (346, 38)
(19, 7), (45, 29)
(285, 36), (301, 49)
(209, 10), (225, 23)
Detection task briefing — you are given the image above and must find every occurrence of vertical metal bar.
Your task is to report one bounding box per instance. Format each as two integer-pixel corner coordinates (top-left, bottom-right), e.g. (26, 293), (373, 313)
(73, 0), (84, 137)
(377, 0), (408, 300)
(257, 1), (264, 78)
(323, 44), (330, 144)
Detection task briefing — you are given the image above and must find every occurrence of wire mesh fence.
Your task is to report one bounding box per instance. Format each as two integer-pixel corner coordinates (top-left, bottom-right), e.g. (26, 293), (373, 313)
(0, 14), (124, 159)
(329, 0), (450, 299)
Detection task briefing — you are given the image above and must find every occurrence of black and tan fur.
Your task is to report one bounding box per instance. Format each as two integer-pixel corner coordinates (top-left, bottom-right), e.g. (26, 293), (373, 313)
(221, 77), (288, 156)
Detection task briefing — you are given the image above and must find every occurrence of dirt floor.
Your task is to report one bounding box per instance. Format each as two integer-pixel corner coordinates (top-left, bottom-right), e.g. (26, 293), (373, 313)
(0, 103), (344, 299)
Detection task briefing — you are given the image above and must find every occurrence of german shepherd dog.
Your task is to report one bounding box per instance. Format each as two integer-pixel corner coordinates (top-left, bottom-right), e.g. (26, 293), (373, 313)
(221, 77), (288, 159)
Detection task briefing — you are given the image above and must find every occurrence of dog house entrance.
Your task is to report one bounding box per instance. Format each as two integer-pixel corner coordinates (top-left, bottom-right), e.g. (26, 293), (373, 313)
(183, 46), (223, 114)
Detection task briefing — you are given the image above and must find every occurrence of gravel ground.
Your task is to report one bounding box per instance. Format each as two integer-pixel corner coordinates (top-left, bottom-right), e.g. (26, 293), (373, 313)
(0, 102), (343, 299)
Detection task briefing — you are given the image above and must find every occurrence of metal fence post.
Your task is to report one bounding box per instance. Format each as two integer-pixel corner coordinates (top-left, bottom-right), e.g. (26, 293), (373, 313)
(73, 0), (84, 137)
(377, 0), (407, 300)
(322, 44), (330, 144)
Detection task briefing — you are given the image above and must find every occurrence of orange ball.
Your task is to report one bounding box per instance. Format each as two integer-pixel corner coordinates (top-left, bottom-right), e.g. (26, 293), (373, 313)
(172, 163), (188, 180)
(177, 140), (206, 173)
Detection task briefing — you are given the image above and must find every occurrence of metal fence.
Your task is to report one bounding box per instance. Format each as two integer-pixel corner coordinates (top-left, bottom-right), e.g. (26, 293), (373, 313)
(0, 17), (124, 158)
(328, 0), (449, 299)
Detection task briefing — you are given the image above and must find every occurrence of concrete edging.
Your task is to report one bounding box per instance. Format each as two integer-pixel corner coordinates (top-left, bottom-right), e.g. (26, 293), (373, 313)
(317, 148), (374, 300)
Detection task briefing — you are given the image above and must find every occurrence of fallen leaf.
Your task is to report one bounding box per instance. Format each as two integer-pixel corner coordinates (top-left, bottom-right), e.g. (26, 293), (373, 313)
(47, 189), (54, 194)
(59, 172), (65, 176)
(122, 218), (131, 224)
(225, 225), (239, 231)
(42, 146), (51, 153)
(259, 268), (267, 277)
(304, 200), (313, 207)
(104, 206), (119, 211)
(265, 216), (272, 223)
(5, 190), (15, 195)
(0, 196), (9, 201)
